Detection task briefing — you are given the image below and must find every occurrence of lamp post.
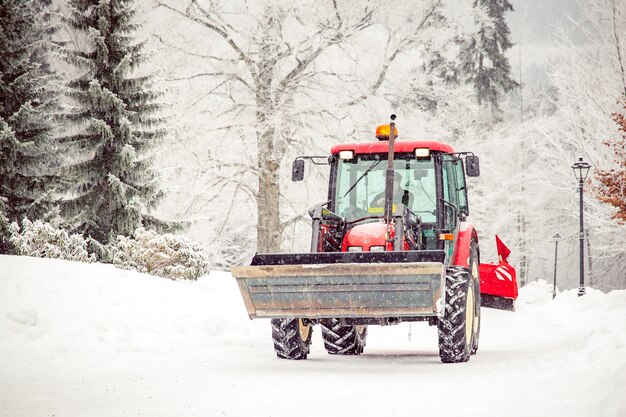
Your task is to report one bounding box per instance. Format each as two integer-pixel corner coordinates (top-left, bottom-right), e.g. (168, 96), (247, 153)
(552, 233), (561, 299)
(571, 157), (591, 297)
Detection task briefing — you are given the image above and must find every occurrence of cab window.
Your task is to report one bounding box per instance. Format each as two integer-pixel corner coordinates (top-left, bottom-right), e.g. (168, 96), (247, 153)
(454, 159), (469, 216)
(334, 154), (437, 223)
(442, 155), (458, 207)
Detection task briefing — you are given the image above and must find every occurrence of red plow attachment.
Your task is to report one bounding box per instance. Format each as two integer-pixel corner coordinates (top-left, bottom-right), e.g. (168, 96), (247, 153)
(479, 236), (518, 311)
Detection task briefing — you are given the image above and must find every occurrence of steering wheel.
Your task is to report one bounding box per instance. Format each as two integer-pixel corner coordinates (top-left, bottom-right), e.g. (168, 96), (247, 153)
(346, 215), (384, 226)
(342, 206), (368, 220)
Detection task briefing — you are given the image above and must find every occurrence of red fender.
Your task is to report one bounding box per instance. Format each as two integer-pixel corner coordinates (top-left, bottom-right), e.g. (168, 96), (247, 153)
(451, 222), (477, 268)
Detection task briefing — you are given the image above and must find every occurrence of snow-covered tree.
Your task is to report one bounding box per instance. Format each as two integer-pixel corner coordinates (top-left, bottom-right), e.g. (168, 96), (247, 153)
(0, 195), (9, 254)
(154, 0), (446, 254)
(59, 0), (169, 244)
(476, 0), (626, 291)
(458, 0), (518, 115)
(400, 5), (484, 144)
(545, 0), (626, 290)
(452, 0), (522, 280)
(0, 0), (62, 253)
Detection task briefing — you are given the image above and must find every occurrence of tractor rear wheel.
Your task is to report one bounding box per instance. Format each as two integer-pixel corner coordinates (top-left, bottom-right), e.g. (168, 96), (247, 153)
(271, 318), (313, 360)
(320, 319), (367, 355)
(437, 266), (476, 363)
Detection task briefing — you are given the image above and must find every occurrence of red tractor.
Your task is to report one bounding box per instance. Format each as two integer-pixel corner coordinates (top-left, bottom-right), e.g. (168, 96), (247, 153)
(232, 115), (518, 362)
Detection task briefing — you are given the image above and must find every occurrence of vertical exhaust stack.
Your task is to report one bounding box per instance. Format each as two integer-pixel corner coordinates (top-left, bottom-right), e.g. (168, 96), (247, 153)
(383, 114), (397, 226)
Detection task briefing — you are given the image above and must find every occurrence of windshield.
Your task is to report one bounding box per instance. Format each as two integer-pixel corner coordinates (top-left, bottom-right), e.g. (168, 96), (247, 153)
(334, 154), (437, 222)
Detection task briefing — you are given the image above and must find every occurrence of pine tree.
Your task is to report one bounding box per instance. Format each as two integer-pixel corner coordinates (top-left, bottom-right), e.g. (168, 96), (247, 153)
(0, 183), (10, 254)
(595, 97), (626, 222)
(459, 0), (518, 114)
(60, 0), (168, 243)
(0, 0), (62, 254)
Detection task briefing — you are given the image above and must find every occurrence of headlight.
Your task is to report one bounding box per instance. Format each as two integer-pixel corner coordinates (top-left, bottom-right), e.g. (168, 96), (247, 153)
(369, 245), (385, 252)
(348, 246), (363, 252)
(414, 148), (430, 158)
(338, 150), (354, 160)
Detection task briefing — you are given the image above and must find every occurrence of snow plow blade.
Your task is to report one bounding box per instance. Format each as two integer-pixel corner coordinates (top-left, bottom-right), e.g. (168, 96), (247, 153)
(479, 262), (518, 312)
(231, 251), (446, 319)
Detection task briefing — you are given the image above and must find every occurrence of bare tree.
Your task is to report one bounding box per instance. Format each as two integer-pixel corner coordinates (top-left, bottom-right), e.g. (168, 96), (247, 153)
(154, 0), (444, 253)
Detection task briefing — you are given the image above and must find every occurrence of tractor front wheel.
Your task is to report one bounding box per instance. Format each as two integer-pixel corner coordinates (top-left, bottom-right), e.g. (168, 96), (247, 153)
(271, 318), (313, 360)
(320, 319), (367, 355)
(438, 266), (476, 363)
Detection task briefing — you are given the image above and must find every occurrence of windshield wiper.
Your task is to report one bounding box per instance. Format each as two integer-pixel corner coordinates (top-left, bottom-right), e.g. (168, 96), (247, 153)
(342, 159), (382, 198)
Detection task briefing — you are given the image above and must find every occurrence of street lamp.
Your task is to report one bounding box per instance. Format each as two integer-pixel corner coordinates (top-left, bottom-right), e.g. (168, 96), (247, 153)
(571, 157), (591, 297)
(552, 233), (561, 299)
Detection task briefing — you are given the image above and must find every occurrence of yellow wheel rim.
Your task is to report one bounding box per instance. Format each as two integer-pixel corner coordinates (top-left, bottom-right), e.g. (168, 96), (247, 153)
(298, 319), (311, 342)
(472, 262), (480, 334)
(465, 283), (475, 349)
(355, 325), (367, 339)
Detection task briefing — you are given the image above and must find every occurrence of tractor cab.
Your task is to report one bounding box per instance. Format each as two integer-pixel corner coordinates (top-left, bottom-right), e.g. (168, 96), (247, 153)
(293, 124), (480, 256)
(327, 138), (478, 253)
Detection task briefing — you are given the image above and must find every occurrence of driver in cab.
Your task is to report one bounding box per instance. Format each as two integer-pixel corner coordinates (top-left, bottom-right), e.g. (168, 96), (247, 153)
(371, 171), (414, 209)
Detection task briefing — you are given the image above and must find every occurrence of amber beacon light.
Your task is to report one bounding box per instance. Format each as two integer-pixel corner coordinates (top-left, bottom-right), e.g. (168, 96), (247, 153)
(375, 124), (398, 141)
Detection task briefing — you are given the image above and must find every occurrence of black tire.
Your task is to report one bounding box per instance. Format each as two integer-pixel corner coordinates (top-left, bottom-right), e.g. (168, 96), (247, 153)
(437, 266), (476, 363)
(470, 240), (481, 355)
(271, 318), (312, 360)
(320, 319), (367, 355)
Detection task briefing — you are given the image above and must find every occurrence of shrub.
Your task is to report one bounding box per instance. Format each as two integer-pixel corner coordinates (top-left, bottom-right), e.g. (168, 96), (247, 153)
(111, 227), (210, 280)
(9, 219), (96, 262)
(8, 220), (210, 281)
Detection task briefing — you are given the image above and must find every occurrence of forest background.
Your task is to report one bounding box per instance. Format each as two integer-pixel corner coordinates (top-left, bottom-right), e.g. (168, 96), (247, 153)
(1, 0), (624, 291)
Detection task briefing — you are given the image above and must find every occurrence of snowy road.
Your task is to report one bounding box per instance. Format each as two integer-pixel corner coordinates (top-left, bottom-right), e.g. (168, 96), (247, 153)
(1, 255), (625, 417)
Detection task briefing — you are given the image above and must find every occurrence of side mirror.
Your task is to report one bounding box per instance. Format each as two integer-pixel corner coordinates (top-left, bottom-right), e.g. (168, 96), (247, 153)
(292, 159), (305, 181)
(465, 155), (480, 177)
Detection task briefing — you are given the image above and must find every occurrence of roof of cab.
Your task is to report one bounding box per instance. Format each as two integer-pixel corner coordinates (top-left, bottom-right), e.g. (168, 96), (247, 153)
(330, 140), (454, 155)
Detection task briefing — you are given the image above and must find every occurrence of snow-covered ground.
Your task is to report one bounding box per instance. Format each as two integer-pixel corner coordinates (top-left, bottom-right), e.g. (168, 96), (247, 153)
(1, 254), (625, 417)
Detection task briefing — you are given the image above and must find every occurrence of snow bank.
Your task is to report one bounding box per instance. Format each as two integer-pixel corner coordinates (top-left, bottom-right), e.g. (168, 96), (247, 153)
(0, 256), (256, 359)
(1, 255), (625, 417)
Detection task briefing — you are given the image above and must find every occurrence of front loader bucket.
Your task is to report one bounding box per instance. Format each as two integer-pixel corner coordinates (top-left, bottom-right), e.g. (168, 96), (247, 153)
(231, 250), (446, 320)
(479, 262), (518, 311)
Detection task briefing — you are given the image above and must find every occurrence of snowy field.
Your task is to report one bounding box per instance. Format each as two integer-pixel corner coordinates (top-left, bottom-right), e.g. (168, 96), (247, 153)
(1, 254), (625, 417)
